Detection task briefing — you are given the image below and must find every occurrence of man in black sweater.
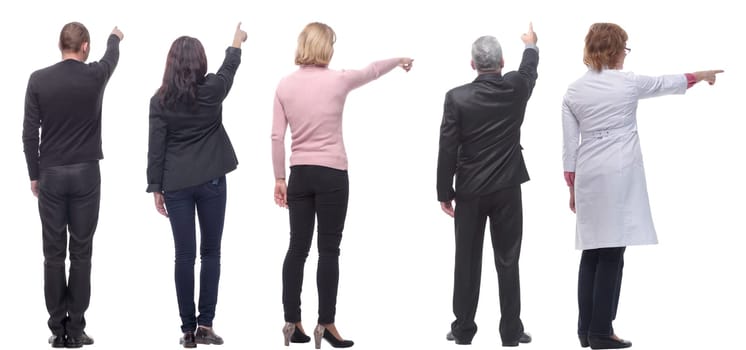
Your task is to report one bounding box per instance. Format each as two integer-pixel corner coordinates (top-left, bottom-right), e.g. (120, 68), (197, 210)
(22, 22), (123, 348)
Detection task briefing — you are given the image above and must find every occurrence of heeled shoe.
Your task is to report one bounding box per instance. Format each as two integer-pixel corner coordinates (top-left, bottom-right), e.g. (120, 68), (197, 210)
(283, 322), (312, 346)
(313, 324), (354, 349)
(292, 327), (311, 343)
(283, 323), (295, 346)
(588, 334), (631, 349)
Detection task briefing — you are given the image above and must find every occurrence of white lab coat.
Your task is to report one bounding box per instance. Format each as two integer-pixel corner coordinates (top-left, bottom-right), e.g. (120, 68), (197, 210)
(562, 69), (687, 250)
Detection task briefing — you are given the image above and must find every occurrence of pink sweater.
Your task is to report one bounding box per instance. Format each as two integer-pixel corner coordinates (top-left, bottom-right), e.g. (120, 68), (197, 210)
(272, 58), (401, 179)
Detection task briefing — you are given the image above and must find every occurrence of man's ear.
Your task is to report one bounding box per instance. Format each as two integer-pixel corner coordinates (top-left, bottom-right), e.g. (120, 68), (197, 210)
(499, 58), (504, 69)
(470, 60), (476, 71)
(81, 41), (89, 53)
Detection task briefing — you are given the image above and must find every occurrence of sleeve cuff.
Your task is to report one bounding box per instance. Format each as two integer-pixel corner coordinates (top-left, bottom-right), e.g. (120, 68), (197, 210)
(685, 73), (697, 88)
(437, 190), (455, 202)
(146, 184), (162, 193)
(525, 43), (539, 52)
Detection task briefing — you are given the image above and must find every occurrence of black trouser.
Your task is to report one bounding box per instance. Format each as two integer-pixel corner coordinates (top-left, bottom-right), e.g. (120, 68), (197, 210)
(577, 247), (625, 337)
(38, 161), (100, 338)
(282, 165), (349, 324)
(164, 176), (227, 333)
(451, 186), (524, 344)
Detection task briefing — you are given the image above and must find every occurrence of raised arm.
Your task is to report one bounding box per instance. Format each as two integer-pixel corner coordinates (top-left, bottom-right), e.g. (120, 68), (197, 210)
(91, 27), (123, 81)
(518, 22), (539, 94)
(636, 68), (723, 99)
(341, 57), (413, 90)
(204, 23), (247, 101)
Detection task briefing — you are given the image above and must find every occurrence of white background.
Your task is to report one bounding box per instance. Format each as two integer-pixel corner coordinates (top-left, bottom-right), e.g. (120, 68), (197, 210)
(1, 0), (743, 349)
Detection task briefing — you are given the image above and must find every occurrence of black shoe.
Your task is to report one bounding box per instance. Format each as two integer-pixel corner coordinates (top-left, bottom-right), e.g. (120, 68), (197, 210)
(446, 331), (472, 345)
(78, 333), (94, 345)
(64, 332), (93, 348)
(64, 336), (83, 348)
(195, 326), (224, 345)
(588, 335), (632, 349)
(314, 325), (353, 348)
(580, 335), (590, 348)
(49, 335), (66, 348)
(180, 332), (197, 348)
(503, 332), (532, 347)
(282, 322), (312, 345)
(291, 327), (311, 343)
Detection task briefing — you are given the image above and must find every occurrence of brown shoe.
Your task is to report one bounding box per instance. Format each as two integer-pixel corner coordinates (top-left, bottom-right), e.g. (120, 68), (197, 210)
(195, 326), (224, 345)
(180, 332), (196, 348)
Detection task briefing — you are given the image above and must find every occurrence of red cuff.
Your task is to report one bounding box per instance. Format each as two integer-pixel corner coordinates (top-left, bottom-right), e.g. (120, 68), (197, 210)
(685, 73), (697, 89)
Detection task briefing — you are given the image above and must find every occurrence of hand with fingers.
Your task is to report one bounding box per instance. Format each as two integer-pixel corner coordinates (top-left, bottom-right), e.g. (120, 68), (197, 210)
(521, 22), (537, 45)
(274, 179), (288, 208)
(693, 70), (724, 85)
(30, 180), (39, 198)
(153, 192), (168, 217)
(569, 186), (576, 213)
(398, 58), (414, 72)
(440, 200), (455, 217)
(111, 26), (124, 41)
(233, 22), (248, 48)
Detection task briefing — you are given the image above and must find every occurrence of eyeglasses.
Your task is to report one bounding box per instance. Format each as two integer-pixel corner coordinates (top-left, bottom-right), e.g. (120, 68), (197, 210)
(624, 47), (631, 54)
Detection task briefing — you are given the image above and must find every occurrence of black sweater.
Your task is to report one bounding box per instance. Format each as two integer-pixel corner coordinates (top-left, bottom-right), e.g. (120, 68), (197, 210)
(23, 34), (120, 180)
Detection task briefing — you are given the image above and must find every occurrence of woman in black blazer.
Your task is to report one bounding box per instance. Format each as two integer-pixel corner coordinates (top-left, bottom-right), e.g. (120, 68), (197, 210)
(146, 23), (247, 348)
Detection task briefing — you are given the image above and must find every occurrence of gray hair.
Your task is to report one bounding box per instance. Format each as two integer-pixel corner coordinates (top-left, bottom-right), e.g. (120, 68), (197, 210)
(471, 36), (502, 72)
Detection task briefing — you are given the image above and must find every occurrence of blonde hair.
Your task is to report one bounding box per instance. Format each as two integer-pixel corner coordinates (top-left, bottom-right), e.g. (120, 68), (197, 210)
(295, 22), (336, 66)
(583, 23), (628, 72)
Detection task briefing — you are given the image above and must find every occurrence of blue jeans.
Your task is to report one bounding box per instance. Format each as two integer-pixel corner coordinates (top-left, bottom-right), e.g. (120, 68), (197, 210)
(164, 176), (227, 332)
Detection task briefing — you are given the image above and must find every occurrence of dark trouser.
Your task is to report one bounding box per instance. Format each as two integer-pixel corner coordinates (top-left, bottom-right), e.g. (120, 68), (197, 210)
(164, 176), (227, 333)
(38, 161), (101, 338)
(451, 186), (524, 344)
(283, 165), (349, 325)
(578, 247), (625, 337)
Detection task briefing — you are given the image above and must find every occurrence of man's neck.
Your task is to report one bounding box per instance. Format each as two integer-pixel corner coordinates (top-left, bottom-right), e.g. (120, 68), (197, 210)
(61, 52), (85, 62)
(477, 69), (502, 75)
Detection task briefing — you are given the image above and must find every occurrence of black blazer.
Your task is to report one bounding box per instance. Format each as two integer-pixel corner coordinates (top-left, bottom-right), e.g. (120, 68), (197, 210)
(437, 47), (539, 202)
(146, 47), (241, 193)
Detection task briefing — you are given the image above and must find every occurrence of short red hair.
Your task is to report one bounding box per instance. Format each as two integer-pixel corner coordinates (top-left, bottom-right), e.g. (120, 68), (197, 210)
(583, 23), (628, 72)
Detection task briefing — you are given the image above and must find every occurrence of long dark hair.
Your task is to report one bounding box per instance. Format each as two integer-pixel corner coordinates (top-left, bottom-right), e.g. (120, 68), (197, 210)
(158, 36), (208, 108)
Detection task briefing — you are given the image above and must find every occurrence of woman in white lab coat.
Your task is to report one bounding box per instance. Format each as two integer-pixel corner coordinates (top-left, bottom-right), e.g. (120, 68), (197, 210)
(561, 22), (722, 349)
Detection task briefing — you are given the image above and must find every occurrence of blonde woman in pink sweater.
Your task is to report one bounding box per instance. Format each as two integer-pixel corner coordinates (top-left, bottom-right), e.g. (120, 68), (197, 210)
(272, 22), (413, 349)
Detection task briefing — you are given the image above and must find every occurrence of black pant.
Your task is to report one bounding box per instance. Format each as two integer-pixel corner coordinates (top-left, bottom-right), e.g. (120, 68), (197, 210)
(164, 176), (227, 333)
(451, 186), (524, 344)
(38, 161), (100, 337)
(283, 165), (349, 324)
(578, 247), (625, 337)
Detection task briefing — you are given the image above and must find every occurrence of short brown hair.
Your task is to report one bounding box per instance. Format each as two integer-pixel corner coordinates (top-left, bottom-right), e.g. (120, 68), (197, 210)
(583, 23), (628, 72)
(59, 22), (90, 52)
(295, 22), (336, 66)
